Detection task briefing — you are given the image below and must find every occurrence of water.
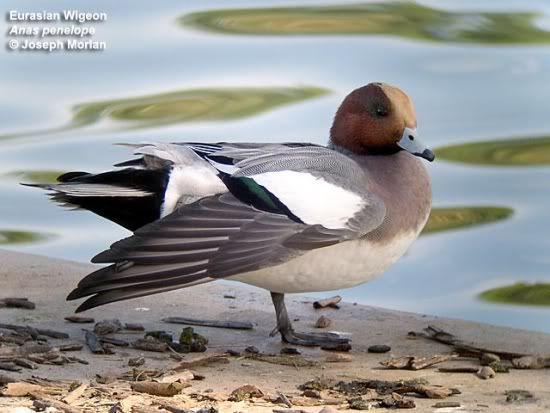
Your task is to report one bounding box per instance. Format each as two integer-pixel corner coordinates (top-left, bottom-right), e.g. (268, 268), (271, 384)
(2, 0), (550, 332)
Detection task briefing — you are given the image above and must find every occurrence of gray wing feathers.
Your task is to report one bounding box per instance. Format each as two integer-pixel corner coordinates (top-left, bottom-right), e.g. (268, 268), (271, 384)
(69, 142), (387, 311)
(68, 193), (335, 310)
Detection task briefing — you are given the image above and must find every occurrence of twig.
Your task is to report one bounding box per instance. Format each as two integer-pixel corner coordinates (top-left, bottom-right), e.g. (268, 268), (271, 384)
(171, 353), (228, 370)
(438, 366), (479, 373)
(131, 381), (188, 397)
(31, 392), (82, 413)
(380, 354), (458, 370)
(162, 316), (254, 330)
(243, 353), (319, 368)
(422, 326), (528, 360)
(63, 382), (89, 405)
(64, 316), (94, 324)
(0, 323), (69, 339)
(0, 298), (36, 309)
(84, 330), (105, 354)
(0, 374), (17, 385)
(0, 362), (21, 372)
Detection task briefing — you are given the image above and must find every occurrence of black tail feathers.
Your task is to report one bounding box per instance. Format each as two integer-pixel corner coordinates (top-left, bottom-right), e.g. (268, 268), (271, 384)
(25, 168), (170, 231)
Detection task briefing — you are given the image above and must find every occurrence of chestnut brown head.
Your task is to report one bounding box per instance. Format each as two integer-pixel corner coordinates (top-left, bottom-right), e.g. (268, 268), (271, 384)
(330, 83), (434, 161)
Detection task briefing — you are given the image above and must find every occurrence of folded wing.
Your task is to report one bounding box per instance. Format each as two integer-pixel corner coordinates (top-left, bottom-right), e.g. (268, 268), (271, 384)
(68, 142), (386, 311)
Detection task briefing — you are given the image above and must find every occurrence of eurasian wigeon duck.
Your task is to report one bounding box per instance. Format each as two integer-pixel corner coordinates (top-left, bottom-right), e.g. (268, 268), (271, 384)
(30, 82), (433, 347)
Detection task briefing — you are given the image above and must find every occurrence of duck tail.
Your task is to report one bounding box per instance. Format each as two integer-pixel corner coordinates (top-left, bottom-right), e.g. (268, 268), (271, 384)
(23, 168), (169, 231)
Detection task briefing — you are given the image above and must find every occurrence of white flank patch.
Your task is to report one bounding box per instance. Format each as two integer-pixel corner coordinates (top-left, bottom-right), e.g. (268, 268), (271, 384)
(162, 163), (227, 217)
(249, 171), (364, 229)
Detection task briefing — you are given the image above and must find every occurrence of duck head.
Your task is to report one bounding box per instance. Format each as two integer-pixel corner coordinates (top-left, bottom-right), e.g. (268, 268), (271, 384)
(330, 82), (434, 161)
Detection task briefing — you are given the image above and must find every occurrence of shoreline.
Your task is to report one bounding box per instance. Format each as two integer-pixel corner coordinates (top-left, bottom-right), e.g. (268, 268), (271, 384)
(1, 249), (549, 412)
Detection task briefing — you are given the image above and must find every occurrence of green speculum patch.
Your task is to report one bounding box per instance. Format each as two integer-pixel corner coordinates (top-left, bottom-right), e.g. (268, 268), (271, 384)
(422, 206), (513, 235)
(479, 283), (550, 306)
(180, 3), (550, 45)
(435, 136), (550, 167)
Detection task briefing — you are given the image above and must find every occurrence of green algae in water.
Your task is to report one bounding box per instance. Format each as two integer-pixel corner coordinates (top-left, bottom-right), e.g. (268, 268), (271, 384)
(422, 206), (513, 235)
(479, 283), (550, 306)
(71, 86), (329, 128)
(0, 230), (53, 245)
(180, 3), (550, 45)
(0, 86), (329, 141)
(436, 136), (550, 167)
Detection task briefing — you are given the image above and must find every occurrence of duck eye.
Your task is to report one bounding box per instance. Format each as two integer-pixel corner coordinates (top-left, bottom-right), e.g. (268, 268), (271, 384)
(408, 135), (415, 141)
(375, 106), (388, 117)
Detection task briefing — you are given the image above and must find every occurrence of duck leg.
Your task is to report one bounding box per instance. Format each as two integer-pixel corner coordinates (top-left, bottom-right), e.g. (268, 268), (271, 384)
(270, 292), (351, 347)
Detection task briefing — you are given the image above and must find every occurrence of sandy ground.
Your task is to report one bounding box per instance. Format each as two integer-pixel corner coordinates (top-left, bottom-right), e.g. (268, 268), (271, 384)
(0, 249), (549, 412)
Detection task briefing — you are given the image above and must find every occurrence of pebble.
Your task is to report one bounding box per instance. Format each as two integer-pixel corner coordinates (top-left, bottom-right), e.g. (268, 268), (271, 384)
(303, 389), (321, 398)
(433, 401), (461, 408)
(244, 346), (259, 354)
(124, 323), (144, 331)
(315, 316), (332, 328)
(94, 319), (122, 335)
(505, 389), (534, 402)
(477, 366), (496, 379)
(128, 356), (145, 367)
(367, 344), (391, 353)
(480, 352), (500, 366)
(512, 355), (545, 369)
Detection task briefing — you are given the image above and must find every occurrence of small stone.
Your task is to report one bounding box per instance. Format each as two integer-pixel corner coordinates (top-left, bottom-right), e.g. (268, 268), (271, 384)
(226, 349), (241, 356)
(244, 345), (259, 354)
(325, 353), (352, 363)
(477, 366), (496, 379)
(348, 397), (371, 410)
(303, 389), (321, 398)
(94, 319), (122, 335)
(505, 389), (535, 403)
(146, 330), (173, 344)
(281, 347), (301, 355)
(433, 401), (461, 408)
(489, 360), (510, 373)
(512, 355), (545, 369)
(128, 357), (145, 367)
(367, 344), (391, 353)
(223, 294), (236, 299)
(229, 384), (264, 401)
(177, 327), (208, 353)
(124, 323), (144, 331)
(315, 316), (332, 329)
(480, 352), (500, 366)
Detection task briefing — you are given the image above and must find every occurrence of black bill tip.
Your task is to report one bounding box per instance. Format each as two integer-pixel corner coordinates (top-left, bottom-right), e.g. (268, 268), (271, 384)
(419, 148), (435, 162)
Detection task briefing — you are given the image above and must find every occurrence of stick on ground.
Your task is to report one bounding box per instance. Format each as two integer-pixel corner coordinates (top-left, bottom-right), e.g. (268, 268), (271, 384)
(162, 316), (254, 330)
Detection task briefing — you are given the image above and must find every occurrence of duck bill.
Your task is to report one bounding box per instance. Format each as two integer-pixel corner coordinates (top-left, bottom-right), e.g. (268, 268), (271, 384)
(397, 127), (435, 162)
